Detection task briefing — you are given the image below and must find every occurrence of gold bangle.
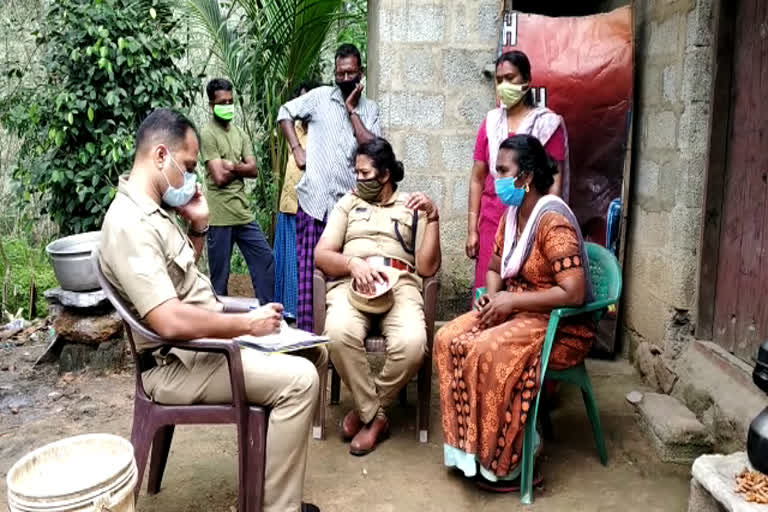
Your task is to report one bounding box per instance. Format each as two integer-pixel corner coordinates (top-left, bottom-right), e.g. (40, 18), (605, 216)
(468, 211), (478, 216)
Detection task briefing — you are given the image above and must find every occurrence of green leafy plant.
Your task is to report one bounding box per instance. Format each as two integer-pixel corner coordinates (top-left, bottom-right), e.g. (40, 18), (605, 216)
(0, 237), (58, 319)
(336, 0), (367, 64)
(0, 0), (199, 235)
(184, 0), (361, 237)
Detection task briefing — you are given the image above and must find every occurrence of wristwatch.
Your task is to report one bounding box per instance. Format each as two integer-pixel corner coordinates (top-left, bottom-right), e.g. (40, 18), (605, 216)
(188, 224), (210, 237)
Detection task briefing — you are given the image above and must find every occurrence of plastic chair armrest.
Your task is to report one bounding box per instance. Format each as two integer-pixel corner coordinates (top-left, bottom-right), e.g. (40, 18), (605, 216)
(160, 337), (247, 409)
(554, 299), (617, 319)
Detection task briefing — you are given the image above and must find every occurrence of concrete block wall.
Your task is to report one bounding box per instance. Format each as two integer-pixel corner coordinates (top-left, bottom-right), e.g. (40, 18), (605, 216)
(369, 0), (714, 329)
(623, 0), (714, 354)
(370, 0), (500, 317)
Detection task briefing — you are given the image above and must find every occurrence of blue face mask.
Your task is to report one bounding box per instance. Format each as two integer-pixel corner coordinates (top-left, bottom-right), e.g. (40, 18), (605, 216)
(494, 175), (526, 207)
(161, 150), (197, 207)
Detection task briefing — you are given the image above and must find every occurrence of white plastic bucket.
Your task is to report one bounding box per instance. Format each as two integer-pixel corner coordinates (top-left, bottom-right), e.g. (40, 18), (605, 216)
(6, 434), (137, 512)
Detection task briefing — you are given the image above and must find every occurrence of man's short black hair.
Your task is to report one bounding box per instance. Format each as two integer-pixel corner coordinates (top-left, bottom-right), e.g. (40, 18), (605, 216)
(335, 44), (362, 69)
(135, 108), (199, 155)
(206, 78), (233, 102)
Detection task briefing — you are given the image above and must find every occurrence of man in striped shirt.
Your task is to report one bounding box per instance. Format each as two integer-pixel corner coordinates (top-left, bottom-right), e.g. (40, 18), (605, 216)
(278, 44), (381, 332)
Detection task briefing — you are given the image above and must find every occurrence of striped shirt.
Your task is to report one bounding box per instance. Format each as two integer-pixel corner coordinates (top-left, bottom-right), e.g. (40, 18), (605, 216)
(277, 85), (381, 221)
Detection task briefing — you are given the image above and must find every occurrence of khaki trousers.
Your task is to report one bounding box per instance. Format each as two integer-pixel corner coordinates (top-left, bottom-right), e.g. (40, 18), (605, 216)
(325, 280), (426, 424)
(143, 346), (328, 512)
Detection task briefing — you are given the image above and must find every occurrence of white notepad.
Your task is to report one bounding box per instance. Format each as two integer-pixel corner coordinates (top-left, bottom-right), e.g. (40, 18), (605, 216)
(236, 321), (330, 353)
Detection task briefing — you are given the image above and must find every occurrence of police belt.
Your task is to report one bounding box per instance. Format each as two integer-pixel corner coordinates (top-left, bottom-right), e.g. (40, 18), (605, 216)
(366, 256), (415, 273)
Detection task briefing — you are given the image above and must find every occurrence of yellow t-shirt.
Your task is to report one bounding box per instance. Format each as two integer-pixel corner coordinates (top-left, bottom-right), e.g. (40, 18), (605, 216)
(278, 122), (307, 214)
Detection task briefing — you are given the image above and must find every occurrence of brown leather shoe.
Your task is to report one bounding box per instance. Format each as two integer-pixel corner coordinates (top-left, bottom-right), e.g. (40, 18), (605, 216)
(349, 415), (390, 456)
(342, 409), (364, 440)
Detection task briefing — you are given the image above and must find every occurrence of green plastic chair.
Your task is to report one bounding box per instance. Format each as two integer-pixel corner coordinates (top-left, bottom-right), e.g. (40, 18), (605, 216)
(519, 242), (623, 504)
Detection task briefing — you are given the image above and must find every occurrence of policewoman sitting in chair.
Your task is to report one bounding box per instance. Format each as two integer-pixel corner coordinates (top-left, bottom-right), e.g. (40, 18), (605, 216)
(314, 137), (441, 455)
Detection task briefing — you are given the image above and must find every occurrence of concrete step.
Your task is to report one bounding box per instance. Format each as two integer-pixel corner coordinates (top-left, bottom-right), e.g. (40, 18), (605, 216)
(631, 392), (714, 464)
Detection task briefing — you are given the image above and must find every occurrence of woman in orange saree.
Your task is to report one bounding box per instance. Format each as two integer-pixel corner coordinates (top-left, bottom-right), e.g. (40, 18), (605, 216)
(436, 134), (595, 491)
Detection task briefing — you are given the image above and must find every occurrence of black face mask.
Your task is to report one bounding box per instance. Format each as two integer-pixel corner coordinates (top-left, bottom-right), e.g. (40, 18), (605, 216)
(336, 75), (361, 99)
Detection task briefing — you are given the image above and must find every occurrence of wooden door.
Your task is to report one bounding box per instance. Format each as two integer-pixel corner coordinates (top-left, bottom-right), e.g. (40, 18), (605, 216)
(712, 0), (768, 362)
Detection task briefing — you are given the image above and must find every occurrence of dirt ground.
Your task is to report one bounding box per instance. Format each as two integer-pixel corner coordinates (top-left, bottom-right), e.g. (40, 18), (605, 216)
(1, 329), (691, 512)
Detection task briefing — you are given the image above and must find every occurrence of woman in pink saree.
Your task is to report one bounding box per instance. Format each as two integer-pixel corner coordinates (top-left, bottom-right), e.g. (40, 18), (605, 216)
(466, 51), (570, 300)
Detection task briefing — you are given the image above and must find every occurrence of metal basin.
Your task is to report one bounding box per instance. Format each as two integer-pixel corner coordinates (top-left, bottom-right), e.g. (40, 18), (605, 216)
(45, 231), (101, 292)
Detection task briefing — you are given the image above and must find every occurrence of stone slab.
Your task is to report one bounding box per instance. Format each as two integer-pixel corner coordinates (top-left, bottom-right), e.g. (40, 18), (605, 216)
(691, 452), (767, 512)
(635, 392), (713, 463)
(53, 309), (123, 345)
(45, 287), (109, 309)
(672, 341), (767, 450)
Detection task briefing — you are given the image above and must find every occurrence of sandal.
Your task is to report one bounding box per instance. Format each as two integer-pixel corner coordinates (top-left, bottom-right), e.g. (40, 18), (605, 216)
(474, 472), (544, 493)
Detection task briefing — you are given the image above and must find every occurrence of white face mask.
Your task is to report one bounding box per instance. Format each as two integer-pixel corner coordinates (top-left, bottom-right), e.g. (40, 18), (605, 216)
(160, 148), (196, 207)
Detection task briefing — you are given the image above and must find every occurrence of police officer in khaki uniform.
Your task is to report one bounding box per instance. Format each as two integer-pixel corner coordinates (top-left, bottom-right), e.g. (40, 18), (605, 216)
(98, 108), (325, 512)
(315, 137), (441, 455)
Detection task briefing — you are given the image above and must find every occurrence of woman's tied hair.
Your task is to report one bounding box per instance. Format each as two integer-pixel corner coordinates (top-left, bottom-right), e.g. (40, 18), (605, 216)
(498, 134), (558, 195)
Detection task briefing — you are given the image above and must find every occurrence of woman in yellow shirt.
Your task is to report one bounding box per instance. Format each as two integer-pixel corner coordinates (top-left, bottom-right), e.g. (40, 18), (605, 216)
(274, 82), (318, 320)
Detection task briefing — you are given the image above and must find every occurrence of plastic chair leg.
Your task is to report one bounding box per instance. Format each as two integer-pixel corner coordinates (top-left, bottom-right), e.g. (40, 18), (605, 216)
(417, 361), (432, 443)
(129, 400), (155, 501)
(330, 367), (341, 405)
(537, 385), (554, 441)
(147, 424), (175, 494)
(399, 386), (408, 407)
(313, 366), (327, 440)
(244, 408), (267, 512)
(579, 375), (608, 466)
(520, 397), (540, 505)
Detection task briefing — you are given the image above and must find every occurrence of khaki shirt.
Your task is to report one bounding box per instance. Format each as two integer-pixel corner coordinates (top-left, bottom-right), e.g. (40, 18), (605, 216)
(321, 191), (426, 290)
(200, 120), (254, 226)
(278, 122), (306, 215)
(99, 177), (222, 368)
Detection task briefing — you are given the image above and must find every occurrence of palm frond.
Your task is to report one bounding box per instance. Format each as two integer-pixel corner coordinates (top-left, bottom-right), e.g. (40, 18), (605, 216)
(184, 0), (249, 91)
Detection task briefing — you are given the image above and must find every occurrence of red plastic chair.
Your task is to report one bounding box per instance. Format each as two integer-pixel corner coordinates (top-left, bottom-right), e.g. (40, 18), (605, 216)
(93, 249), (268, 512)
